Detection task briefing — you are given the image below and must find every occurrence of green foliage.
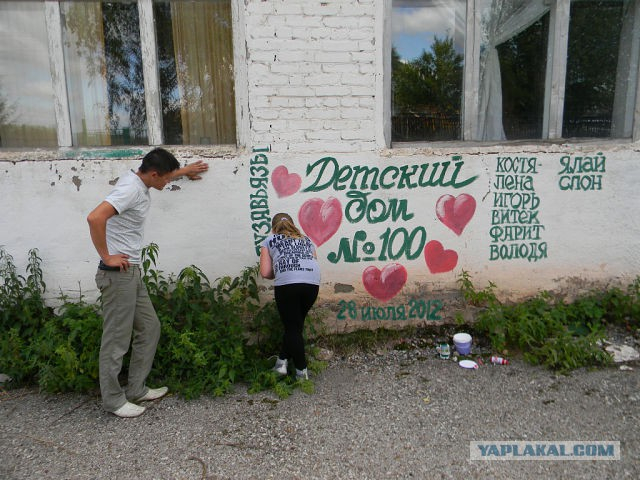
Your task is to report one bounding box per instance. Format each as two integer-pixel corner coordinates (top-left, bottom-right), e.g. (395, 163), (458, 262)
(139, 243), (324, 398)
(0, 248), (52, 383)
(457, 270), (499, 307)
(1, 245), (324, 399)
(1, 248), (49, 334)
(6, 245), (637, 396)
(35, 300), (103, 393)
(392, 36), (463, 114)
(0, 245), (103, 391)
(458, 271), (639, 372)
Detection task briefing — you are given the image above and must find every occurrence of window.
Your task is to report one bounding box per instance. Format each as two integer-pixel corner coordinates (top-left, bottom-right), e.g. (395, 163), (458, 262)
(392, 1), (466, 142)
(0, 2), (57, 148)
(154, 1), (236, 145)
(495, 12), (548, 140)
(0, 0), (236, 148)
(563, 0), (628, 137)
(391, 0), (640, 144)
(61, 2), (147, 146)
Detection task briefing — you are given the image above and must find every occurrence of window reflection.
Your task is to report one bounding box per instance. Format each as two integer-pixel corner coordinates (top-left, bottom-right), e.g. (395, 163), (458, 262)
(475, 0), (637, 141)
(61, 1), (147, 147)
(0, 2), (57, 148)
(391, 0), (466, 142)
(477, 0), (550, 141)
(60, 0), (236, 147)
(564, 0), (629, 138)
(495, 14), (548, 140)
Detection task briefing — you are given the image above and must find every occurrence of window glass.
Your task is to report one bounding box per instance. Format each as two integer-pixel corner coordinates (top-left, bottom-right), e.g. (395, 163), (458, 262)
(392, 1), (465, 142)
(154, 1), (236, 145)
(495, 14), (548, 139)
(61, 1), (147, 147)
(477, 0), (550, 141)
(0, 2), (57, 148)
(563, 0), (634, 138)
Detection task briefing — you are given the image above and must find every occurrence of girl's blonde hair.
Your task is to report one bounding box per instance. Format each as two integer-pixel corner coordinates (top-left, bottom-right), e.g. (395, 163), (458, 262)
(272, 212), (304, 238)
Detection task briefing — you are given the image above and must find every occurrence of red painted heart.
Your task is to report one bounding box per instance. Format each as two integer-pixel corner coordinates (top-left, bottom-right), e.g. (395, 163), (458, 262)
(298, 197), (342, 247)
(272, 165), (301, 198)
(436, 193), (476, 236)
(424, 240), (458, 274)
(362, 264), (408, 302)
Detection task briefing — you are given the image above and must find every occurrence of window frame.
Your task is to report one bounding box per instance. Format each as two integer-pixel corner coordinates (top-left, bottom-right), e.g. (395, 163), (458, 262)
(42, 0), (247, 149)
(383, 0), (640, 147)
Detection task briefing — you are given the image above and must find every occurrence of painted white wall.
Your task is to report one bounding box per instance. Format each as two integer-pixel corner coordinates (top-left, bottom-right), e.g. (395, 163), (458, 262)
(1, 151), (256, 304)
(1, 0), (639, 329)
(2, 143), (638, 329)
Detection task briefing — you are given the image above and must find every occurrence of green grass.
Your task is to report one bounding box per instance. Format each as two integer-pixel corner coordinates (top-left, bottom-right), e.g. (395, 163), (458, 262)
(2, 247), (638, 400)
(457, 271), (639, 372)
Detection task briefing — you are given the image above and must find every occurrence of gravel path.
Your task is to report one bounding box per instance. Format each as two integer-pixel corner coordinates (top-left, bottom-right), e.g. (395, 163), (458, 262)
(1, 348), (639, 479)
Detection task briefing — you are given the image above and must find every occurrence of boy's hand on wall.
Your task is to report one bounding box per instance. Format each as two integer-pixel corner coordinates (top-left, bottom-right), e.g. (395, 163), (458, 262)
(183, 160), (209, 181)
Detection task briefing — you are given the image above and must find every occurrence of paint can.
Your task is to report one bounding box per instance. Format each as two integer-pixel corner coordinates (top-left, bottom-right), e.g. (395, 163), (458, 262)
(453, 332), (472, 355)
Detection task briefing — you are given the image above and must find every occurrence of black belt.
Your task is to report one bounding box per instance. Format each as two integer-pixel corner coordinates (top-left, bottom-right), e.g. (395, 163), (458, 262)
(98, 260), (122, 271)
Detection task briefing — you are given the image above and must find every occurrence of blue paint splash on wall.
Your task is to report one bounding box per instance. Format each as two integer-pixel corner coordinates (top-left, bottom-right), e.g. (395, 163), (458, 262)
(62, 149), (144, 159)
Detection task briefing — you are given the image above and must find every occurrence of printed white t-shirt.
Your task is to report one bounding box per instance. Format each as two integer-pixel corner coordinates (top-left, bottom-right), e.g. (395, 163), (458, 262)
(262, 233), (321, 287)
(104, 170), (150, 265)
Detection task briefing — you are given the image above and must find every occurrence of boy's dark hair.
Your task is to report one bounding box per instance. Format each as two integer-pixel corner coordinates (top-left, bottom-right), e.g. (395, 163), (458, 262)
(139, 148), (180, 175)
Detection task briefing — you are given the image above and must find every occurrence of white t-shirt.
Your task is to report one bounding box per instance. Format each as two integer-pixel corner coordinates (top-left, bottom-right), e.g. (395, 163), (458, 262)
(262, 233), (321, 287)
(104, 170), (150, 265)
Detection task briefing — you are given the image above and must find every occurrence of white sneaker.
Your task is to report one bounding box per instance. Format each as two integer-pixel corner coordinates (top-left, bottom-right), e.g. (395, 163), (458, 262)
(112, 401), (146, 418)
(273, 358), (288, 375)
(136, 386), (169, 402)
(296, 368), (309, 380)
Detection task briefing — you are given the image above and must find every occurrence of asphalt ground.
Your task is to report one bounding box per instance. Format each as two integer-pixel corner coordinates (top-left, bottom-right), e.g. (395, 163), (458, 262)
(1, 344), (638, 480)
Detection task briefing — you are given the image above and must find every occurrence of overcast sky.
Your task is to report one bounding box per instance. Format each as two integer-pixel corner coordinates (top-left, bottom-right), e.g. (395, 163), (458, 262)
(392, 3), (466, 61)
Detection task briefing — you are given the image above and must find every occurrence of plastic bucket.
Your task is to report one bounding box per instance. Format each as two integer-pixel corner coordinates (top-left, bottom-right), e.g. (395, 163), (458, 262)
(453, 333), (472, 355)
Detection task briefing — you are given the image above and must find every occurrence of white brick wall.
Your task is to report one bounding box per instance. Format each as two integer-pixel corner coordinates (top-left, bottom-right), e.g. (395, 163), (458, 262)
(245, 0), (377, 153)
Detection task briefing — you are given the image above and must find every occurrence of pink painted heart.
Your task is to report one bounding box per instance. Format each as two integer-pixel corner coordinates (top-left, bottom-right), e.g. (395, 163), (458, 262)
(436, 193), (476, 236)
(271, 165), (301, 198)
(298, 197), (342, 247)
(362, 264), (408, 302)
(424, 240), (458, 274)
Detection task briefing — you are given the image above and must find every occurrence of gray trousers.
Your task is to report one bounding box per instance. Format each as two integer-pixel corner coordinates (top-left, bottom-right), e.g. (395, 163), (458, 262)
(95, 266), (160, 412)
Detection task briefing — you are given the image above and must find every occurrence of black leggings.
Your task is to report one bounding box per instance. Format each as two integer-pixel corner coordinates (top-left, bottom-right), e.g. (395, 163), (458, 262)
(274, 283), (319, 370)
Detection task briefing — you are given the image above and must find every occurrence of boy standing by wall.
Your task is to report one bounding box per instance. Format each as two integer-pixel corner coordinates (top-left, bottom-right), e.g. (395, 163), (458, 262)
(87, 148), (208, 417)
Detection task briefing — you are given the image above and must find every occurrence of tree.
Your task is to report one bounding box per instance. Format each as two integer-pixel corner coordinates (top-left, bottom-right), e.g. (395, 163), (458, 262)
(153, 3), (183, 145)
(392, 36), (463, 115)
(496, 14), (548, 139)
(392, 36), (463, 141)
(0, 84), (16, 147)
(101, 2), (147, 141)
(63, 2), (146, 144)
(563, 1), (623, 137)
(0, 87), (16, 126)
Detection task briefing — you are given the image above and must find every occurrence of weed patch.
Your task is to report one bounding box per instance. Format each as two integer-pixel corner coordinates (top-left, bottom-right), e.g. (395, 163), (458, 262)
(0, 245), (324, 399)
(3, 247), (639, 399)
(457, 271), (639, 372)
